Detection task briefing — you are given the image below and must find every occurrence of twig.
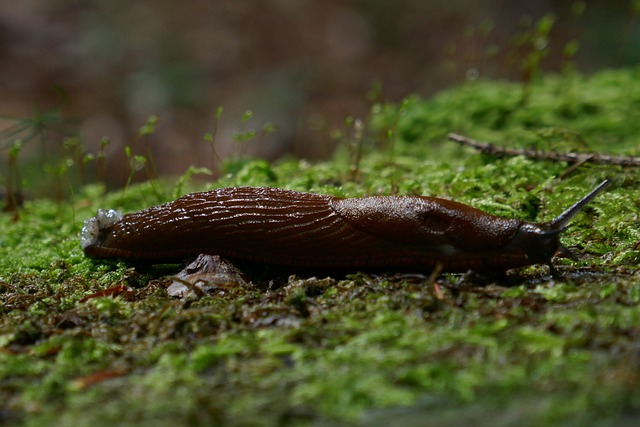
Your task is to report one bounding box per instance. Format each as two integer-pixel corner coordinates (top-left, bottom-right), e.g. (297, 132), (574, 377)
(448, 133), (640, 167)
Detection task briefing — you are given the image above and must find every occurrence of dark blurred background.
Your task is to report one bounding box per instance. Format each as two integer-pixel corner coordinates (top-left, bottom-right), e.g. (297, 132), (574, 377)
(1, 0), (639, 182)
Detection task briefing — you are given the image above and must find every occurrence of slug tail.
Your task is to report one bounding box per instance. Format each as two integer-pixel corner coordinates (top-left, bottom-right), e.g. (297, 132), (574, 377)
(80, 209), (123, 250)
(547, 179), (611, 232)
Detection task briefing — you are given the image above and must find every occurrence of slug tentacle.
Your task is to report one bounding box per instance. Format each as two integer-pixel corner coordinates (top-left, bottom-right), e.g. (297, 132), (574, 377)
(546, 179), (611, 232)
(81, 181), (610, 273)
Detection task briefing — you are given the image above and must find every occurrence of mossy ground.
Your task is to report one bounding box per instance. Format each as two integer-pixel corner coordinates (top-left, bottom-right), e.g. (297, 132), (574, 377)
(2, 68), (640, 426)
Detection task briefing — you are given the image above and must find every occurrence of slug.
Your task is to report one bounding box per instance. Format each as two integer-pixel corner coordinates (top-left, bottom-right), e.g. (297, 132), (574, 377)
(81, 180), (610, 273)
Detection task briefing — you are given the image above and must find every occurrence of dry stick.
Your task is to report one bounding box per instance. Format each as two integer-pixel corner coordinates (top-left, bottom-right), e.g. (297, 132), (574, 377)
(447, 133), (640, 167)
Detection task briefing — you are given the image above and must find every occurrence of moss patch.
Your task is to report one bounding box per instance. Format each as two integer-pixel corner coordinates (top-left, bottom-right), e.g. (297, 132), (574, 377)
(2, 69), (640, 426)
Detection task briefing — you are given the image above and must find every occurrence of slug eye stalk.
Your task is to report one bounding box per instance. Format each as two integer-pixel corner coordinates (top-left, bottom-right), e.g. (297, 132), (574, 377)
(547, 179), (611, 233)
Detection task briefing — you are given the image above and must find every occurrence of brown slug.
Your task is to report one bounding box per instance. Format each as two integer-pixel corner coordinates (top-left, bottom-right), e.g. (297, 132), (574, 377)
(81, 180), (610, 273)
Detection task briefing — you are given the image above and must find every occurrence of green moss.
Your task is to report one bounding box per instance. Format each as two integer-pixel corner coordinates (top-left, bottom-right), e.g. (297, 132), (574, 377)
(371, 68), (640, 156)
(2, 69), (640, 426)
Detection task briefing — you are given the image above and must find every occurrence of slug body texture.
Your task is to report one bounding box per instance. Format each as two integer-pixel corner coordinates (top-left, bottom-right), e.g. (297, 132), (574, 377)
(81, 183), (607, 272)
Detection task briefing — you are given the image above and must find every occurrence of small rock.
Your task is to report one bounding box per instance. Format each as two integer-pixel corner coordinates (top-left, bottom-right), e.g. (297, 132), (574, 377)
(167, 254), (248, 298)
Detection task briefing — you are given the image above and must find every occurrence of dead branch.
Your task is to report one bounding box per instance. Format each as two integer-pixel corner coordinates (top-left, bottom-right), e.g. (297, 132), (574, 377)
(447, 133), (640, 167)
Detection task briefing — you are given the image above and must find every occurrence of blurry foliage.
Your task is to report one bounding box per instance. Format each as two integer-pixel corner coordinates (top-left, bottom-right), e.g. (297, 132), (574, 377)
(370, 67), (640, 159)
(1, 0), (640, 186)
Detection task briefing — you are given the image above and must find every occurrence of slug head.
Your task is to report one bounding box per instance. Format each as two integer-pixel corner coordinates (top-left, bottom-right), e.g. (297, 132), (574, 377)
(509, 179), (610, 273)
(507, 223), (569, 272)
